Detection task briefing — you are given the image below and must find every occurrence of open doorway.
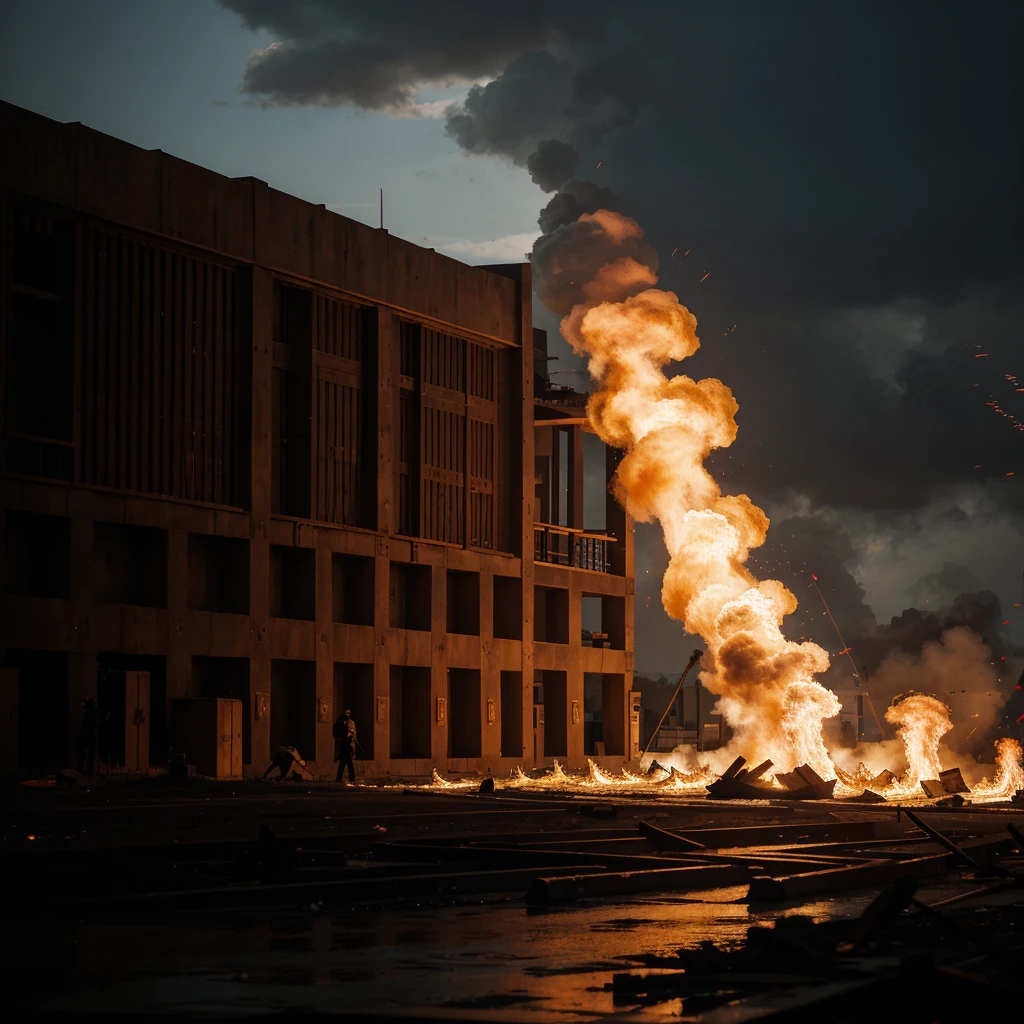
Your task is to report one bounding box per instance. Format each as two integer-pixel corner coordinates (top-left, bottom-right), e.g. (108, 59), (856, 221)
(541, 670), (567, 758)
(333, 662), (374, 760)
(270, 659), (316, 759)
(192, 656), (250, 764)
(9, 649), (68, 770)
(500, 671), (523, 758)
(583, 672), (625, 756)
(97, 653), (167, 767)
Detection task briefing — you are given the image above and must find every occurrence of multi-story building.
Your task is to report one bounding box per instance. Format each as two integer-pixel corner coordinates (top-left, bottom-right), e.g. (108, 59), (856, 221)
(0, 100), (635, 780)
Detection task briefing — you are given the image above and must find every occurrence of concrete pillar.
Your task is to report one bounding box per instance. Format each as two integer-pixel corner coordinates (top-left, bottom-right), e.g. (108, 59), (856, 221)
(314, 546), (334, 771)
(248, 263), (273, 774)
(567, 574), (584, 767)
(517, 269), (535, 767)
(165, 528), (190, 704)
(430, 559), (449, 767)
(479, 573), (500, 764)
(373, 306), (397, 773)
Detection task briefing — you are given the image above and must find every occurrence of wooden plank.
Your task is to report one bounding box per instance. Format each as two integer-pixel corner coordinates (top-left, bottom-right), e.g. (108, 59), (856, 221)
(746, 835), (1016, 902)
(526, 862), (752, 904)
(637, 819), (707, 851)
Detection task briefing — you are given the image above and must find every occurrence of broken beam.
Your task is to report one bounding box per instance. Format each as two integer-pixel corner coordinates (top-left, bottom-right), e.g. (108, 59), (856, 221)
(525, 862), (752, 904)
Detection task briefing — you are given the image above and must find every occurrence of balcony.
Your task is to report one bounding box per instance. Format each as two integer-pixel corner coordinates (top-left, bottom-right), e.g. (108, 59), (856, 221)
(533, 522), (615, 573)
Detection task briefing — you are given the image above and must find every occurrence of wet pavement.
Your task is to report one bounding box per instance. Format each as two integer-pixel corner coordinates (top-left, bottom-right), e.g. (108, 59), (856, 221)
(13, 885), (950, 1020)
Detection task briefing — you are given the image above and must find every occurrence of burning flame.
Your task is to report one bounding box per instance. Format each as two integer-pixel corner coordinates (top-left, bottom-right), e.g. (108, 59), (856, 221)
(972, 738), (1024, 803)
(555, 210), (837, 773)
(882, 693), (952, 797)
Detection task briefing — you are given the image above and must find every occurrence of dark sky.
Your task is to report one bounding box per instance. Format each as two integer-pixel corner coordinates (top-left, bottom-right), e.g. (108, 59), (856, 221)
(5, 1), (1022, 680)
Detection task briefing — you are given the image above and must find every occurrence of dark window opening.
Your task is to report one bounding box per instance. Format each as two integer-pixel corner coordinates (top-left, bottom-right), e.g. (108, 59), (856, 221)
(446, 570), (480, 636)
(270, 545), (315, 621)
(492, 575), (522, 640)
(93, 522), (168, 608)
(4, 511), (70, 599)
(500, 671), (523, 758)
(534, 586), (568, 644)
(271, 283), (312, 518)
(389, 562), (431, 631)
(448, 668), (481, 758)
(6, 211), (75, 482)
(389, 666), (431, 759)
(188, 534), (249, 614)
(332, 553), (374, 625)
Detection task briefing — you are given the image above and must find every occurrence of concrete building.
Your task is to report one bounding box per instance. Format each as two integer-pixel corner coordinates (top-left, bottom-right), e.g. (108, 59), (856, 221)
(0, 101), (635, 780)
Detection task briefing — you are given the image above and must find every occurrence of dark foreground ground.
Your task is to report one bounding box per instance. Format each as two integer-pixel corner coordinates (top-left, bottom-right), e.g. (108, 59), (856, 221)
(4, 777), (1023, 1022)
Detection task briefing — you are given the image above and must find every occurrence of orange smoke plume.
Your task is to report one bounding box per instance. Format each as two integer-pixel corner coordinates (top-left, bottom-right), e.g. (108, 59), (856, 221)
(553, 210), (837, 773)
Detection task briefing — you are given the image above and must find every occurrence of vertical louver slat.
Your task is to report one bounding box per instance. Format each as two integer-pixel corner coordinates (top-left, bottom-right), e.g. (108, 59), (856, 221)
(77, 228), (242, 506)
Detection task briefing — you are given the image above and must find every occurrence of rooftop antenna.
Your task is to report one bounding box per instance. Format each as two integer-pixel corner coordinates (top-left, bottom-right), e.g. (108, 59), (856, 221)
(380, 188), (383, 230)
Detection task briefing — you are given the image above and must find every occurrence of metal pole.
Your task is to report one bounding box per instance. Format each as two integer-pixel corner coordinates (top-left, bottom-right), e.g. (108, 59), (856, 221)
(640, 648), (703, 762)
(694, 678), (701, 752)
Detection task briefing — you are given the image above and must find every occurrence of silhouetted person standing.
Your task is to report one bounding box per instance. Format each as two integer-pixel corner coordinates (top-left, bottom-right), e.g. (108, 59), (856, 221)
(334, 709), (357, 783)
(77, 697), (99, 776)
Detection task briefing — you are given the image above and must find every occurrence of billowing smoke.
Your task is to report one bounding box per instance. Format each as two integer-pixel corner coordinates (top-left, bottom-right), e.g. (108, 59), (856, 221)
(870, 627), (1003, 755)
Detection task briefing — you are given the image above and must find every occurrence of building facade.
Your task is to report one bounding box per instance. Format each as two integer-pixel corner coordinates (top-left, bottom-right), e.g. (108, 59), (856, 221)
(0, 101), (635, 779)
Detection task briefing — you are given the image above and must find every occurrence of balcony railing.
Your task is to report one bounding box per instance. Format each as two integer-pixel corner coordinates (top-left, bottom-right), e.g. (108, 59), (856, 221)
(533, 522), (616, 572)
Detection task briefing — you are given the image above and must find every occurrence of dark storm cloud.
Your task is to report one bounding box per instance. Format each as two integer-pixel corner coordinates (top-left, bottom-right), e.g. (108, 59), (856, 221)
(218, 1), (594, 110)
(698, 311), (1024, 514)
(526, 139), (578, 192)
(223, 1), (1023, 623)
(222, 2), (1024, 309)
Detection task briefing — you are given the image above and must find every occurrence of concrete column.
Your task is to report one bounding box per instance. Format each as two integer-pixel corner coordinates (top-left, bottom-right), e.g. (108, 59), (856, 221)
(373, 307), (397, 773)
(165, 528), (190, 704)
(66, 652), (96, 765)
(517, 269), (535, 767)
(373, 538), (391, 773)
(567, 573), (584, 768)
(314, 545), (334, 772)
(479, 573), (499, 765)
(248, 263), (273, 774)
(431, 560), (449, 768)
(376, 307), (397, 534)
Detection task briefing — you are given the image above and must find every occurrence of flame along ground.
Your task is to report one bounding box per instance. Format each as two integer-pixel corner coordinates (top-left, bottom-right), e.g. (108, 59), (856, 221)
(515, 207), (1022, 801)
(422, 736), (1022, 805)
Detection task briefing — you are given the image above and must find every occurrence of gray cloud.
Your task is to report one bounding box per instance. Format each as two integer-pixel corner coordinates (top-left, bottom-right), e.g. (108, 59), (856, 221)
(219, 1), (590, 110)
